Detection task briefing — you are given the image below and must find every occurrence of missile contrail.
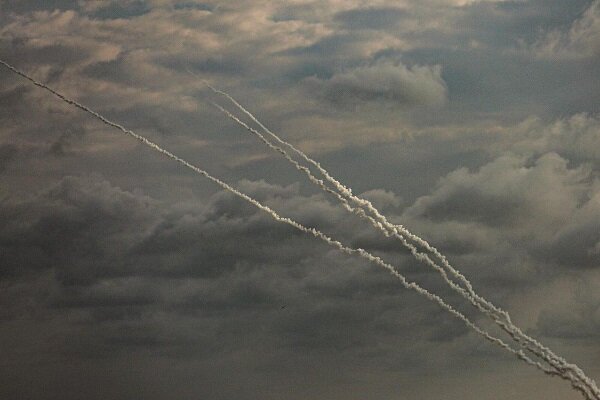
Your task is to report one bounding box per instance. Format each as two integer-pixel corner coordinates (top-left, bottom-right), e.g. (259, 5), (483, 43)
(0, 59), (595, 399)
(210, 101), (599, 398)
(208, 90), (600, 398)
(203, 82), (600, 399)
(210, 100), (597, 399)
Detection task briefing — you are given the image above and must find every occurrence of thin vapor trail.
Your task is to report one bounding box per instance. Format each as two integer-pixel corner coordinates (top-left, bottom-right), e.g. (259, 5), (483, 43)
(211, 102), (498, 310)
(204, 83), (600, 399)
(197, 78), (501, 322)
(211, 101), (599, 398)
(0, 59), (593, 400)
(211, 99), (596, 396)
(204, 82), (505, 313)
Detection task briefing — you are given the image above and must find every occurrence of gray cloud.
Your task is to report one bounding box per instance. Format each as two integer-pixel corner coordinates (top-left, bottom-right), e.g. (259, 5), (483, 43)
(405, 153), (588, 229)
(0, 0), (80, 14)
(402, 151), (599, 277)
(0, 143), (17, 173)
(2, 1), (600, 399)
(309, 61), (447, 107)
(534, 0), (600, 59)
(88, 0), (151, 20)
(333, 7), (408, 30)
(0, 172), (492, 400)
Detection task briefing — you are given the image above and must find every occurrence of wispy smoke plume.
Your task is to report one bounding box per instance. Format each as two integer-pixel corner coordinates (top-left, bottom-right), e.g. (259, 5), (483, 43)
(204, 80), (600, 399)
(1, 59), (597, 399)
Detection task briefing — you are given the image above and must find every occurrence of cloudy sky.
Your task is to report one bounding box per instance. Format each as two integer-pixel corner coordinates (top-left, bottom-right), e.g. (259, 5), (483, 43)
(1, 0), (600, 399)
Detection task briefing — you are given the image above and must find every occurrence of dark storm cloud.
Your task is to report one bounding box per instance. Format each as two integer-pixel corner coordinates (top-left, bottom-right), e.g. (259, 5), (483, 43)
(333, 7), (408, 30)
(0, 173), (382, 293)
(537, 308), (600, 340)
(500, 114), (600, 164)
(0, 84), (29, 119)
(0, 172), (477, 378)
(402, 150), (599, 272)
(456, 0), (592, 47)
(405, 153), (587, 228)
(0, 0), (80, 14)
(0, 38), (88, 70)
(382, 1), (600, 122)
(309, 61), (447, 107)
(534, 0), (600, 59)
(0, 175), (295, 282)
(535, 277), (600, 340)
(173, 2), (214, 12)
(0, 175), (155, 281)
(89, 1), (151, 20)
(2, 1), (600, 399)
(0, 143), (18, 173)
(535, 193), (600, 270)
(0, 84), (91, 161)
(81, 56), (135, 84)
(48, 127), (86, 156)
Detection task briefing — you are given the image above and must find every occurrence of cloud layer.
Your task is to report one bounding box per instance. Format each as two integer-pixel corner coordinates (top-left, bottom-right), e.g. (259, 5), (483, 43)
(1, 1), (600, 399)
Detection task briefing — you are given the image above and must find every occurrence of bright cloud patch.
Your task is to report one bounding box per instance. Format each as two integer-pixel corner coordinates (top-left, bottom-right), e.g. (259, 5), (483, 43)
(311, 61), (447, 107)
(534, 0), (600, 59)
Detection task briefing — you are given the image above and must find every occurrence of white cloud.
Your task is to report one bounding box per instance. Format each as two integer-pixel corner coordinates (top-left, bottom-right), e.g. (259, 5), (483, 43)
(487, 114), (600, 164)
(534, 0), (600, 59)
(309, 61), (447, 107)
(405, 152), (590, 234)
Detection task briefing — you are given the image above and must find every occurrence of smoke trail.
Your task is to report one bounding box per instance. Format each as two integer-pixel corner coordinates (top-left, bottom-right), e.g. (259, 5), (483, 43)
(195, 69), (597, 396)
(211, 99), (598, 396)
(0, 59), (594, 399)
(204, 83), (600, 398)
(204, 81), (503, 313)
(204, 82), (502, 314)
(197, 78), (509, 326)
(211, 101), (600, 397)
(211, 93), (600, 398)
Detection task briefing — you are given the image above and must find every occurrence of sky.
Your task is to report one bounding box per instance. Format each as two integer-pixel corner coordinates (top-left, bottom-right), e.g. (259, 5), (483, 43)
(1, 0), (600, 399)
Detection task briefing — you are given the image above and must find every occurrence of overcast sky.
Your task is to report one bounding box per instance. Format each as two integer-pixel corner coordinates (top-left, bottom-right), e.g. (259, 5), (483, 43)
(1, 1), (600, 399)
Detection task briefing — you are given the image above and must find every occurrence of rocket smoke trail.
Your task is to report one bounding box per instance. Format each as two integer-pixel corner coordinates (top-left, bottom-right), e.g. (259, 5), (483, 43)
(0, 59), (595, 399)
(211, 99), (596, 398)
(208, 86), (600, 398)
(210, 101), (599, 398)
(204, 83), (600, 399)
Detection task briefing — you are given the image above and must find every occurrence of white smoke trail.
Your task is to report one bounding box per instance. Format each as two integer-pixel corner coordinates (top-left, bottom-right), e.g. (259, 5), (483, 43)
(204, 82), (505, 315)
(211, 99), (597, 395)
(0, 59), (594, 399)
(204, 83), (600, 398)
(196, 77), (512, 327)
(211, 93), (600, 398)
(211, 101), (600, 397)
